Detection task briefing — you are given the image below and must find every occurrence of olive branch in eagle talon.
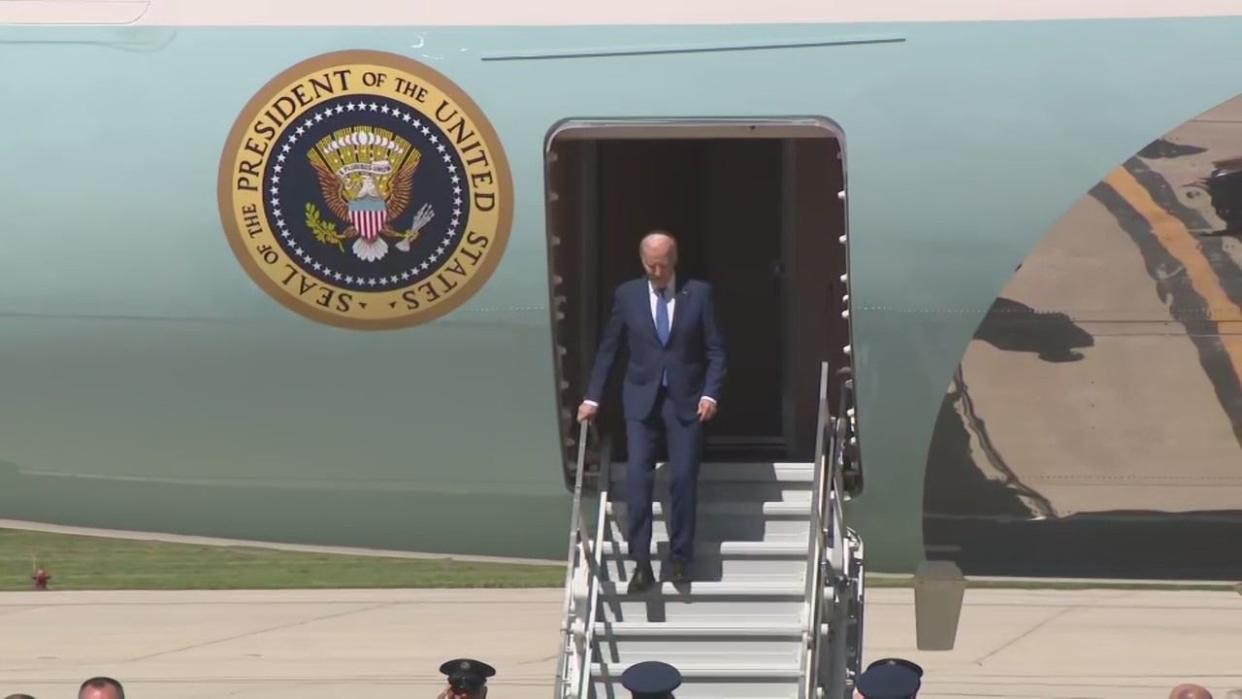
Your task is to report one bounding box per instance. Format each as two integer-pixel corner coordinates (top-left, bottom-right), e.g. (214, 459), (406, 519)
(305, 203), (347, 252)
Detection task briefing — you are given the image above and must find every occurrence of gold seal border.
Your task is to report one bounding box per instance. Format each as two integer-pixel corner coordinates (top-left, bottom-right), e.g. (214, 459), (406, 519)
(217, 49), (514, 331)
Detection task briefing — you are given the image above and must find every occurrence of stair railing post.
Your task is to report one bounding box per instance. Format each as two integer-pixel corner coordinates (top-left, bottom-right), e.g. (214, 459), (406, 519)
(822, 377), (858, 698)
(576, 432), (611, 699)
(803, 360), (832, 699)
(555, 420), (594, 698)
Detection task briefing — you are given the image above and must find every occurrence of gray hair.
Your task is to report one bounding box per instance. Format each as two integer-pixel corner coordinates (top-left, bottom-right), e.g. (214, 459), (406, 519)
(639, 230), (677, 254)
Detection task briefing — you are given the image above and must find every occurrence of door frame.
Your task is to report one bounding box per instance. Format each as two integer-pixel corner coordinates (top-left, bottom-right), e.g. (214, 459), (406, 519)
(543, 117), (849, 483)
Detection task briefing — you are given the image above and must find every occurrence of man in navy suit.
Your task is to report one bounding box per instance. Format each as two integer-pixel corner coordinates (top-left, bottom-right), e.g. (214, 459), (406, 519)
(578, 231), (727, 591)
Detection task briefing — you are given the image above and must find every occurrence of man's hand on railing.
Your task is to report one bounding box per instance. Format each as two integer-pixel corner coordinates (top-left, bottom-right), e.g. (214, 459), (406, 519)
(577, 401), (598, 423)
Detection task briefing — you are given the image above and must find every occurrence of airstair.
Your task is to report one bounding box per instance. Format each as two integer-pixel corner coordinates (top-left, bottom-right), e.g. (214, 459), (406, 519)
(554, 362), (865, 698)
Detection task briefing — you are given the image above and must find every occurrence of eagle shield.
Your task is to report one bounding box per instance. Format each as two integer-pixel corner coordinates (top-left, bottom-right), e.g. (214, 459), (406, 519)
(306, 126), (421, 262)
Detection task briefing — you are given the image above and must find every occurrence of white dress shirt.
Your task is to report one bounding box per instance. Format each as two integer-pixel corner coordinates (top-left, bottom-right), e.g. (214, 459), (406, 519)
(583, 275), (715, 408)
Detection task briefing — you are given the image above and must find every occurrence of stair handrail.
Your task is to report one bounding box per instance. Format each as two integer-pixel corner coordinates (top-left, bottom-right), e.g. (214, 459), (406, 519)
(823, 374), (858, 696)
(555, 419), (601, 698)
(575, 435), (610, 699)
(802, 360), (833, 699)
(805, 362), (857, 699)
(827, 375), (854, 570)
(824, 372), (857, 697)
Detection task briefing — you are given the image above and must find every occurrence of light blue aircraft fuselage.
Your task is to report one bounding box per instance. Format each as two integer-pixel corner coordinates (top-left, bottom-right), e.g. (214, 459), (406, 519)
(3, 3), (1242, 578)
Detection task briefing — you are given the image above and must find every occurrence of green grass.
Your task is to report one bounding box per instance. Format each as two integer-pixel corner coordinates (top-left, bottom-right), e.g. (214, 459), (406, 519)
(4, 529), (1238, 592)
(0, 529), (566, 591)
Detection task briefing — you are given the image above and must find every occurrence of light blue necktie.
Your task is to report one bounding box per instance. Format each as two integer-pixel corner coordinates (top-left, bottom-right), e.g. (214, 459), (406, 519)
(656, 287), (669, 387)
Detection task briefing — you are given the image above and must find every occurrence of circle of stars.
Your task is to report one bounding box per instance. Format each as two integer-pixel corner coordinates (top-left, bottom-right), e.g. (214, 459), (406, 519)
(266, 100), (467, 291)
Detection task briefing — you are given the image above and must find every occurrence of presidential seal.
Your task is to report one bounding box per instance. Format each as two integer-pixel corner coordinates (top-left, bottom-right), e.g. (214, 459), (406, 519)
(218, 50), (513, 329)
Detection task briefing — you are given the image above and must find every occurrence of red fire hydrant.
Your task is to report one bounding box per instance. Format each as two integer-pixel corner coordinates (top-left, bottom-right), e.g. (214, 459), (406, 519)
(32, 568), (51, 591)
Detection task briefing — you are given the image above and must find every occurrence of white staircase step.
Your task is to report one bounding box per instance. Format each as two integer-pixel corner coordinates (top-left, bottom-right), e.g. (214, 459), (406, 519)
(596, 612), (805, 661)
(595, 642), (803, 667)
(606, 518), (809, 543)
(604, 481), (813, 507)
(600, 538), (810, 580)
(610, 462), (814, 484)
(598, 554), (806, 581)
(597, 544), (808, 621)
(596, 621), (803, 638)
(602, 596), (805, 623)
(606, 501), (811, 517)
(605, 500), (812, 543)
(598, 580), (803, 598)
(699, 481), (814, 504)
(602, 540), (807, 558)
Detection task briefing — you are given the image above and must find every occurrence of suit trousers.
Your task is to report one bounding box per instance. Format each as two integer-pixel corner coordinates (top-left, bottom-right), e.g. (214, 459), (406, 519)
(624, 386), (704, 563)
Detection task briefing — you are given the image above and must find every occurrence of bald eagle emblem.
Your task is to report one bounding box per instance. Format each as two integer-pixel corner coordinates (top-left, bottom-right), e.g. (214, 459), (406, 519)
(304, 125), (435, 262)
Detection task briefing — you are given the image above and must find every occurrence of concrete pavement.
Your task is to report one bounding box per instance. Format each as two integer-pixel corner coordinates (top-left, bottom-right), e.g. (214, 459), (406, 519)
(3, 587), (1242, 697)
(868, 588), (1242, 697)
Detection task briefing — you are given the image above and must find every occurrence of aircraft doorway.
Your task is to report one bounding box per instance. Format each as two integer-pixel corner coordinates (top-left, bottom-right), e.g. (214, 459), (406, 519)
(545, 121), (850, 480)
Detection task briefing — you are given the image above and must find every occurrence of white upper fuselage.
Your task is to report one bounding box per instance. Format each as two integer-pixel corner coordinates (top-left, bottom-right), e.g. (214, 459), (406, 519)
(3, 0), (1242, 26)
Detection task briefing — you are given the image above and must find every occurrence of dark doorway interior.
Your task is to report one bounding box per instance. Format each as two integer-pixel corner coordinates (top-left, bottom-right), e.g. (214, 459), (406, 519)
(546, 125), (849, 483)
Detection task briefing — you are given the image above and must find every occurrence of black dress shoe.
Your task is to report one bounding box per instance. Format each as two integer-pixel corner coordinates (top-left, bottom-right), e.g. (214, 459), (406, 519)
(669, 559), (691, 584)
(628, 562), (654, 593)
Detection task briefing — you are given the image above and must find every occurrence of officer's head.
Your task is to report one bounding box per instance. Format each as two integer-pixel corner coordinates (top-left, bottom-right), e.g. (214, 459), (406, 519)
(78, 677), (124, 699)
(438, 658), (495, 698)
(1169, 684), (1213, 699)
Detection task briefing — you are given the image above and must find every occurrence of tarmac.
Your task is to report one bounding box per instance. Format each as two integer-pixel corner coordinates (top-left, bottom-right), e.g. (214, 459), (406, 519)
(3, 586), (1241, 698)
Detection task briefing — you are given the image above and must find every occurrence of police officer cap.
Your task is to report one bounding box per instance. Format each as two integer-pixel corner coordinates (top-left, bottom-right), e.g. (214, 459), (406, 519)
(620, 660), (682, 698)
(439, 658), (496, 692)
(866, 657), (924, 677)
(855, 659), (921, 699)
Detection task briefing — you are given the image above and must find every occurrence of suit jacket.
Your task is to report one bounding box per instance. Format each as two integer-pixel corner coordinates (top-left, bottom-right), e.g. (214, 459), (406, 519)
(585, 276), (727, 422)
